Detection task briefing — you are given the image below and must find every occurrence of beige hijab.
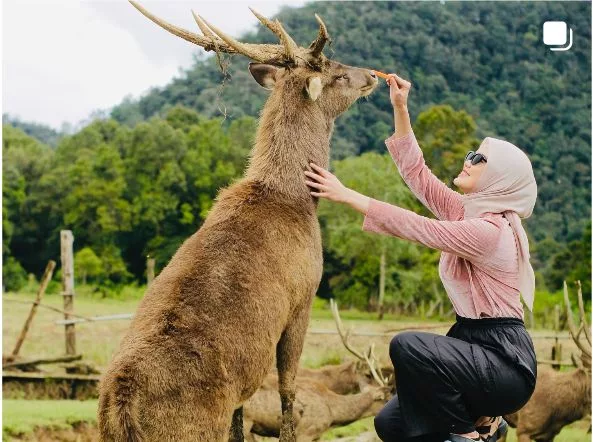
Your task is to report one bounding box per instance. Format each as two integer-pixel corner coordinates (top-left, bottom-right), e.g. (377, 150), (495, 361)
(461, 137), (538, 311)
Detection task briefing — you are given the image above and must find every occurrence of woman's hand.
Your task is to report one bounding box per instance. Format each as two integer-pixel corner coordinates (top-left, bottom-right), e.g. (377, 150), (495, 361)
(304, 163), (372, 214)
(304, 163), (351, 203)
(387, 73), (412, 108)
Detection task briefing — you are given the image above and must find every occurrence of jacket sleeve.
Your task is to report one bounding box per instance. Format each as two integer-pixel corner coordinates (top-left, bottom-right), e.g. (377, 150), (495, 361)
(362, 198), (500, 261)
(385, 131), (464, 221)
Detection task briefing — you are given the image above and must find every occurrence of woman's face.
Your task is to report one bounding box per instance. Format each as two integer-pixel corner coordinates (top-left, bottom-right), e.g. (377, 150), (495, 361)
(453, 144), (489, 194)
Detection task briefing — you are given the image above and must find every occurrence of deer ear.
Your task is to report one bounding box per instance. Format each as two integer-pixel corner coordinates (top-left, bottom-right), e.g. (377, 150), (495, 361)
(305, 76), (323, 101)
(249, 63), (279, 90)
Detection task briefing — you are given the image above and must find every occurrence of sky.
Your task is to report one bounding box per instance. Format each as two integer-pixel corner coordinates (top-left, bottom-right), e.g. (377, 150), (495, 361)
(2, 0), (307, 131)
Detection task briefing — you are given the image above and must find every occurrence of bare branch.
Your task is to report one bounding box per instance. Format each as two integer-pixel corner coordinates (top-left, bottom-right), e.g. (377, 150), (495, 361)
(576, 281), (591, 346)
(563, 281), (592, 359)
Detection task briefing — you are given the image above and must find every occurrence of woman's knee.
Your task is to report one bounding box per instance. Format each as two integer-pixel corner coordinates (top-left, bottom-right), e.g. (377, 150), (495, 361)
(374, 411), (403, 442)
(389, 331), (420, 364)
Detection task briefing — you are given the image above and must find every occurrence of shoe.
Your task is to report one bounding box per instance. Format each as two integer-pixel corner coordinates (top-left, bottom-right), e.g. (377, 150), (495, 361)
(477, 417), (508, 442)
(444, 434), (481, 442)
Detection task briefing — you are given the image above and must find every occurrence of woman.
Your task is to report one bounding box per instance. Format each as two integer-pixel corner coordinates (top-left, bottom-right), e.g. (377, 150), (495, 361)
(304, 73), (538, 442)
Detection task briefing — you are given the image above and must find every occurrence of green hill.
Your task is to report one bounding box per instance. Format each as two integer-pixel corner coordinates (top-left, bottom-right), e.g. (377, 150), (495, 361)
(3, 2), (591, 303)
(112, 1), (591, 244)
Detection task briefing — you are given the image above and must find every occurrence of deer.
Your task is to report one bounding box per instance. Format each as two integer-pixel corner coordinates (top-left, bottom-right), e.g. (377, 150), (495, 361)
(296, 360), (366, 395)
(500, 281), (592, 442)
(97, 3), (379, 442)
(243, 374), (389, 442)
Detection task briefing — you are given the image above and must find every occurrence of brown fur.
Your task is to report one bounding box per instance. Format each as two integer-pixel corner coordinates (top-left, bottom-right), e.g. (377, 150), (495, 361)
(97, 49), (378, 441)
(501, 365), (591, 442)
(243, 374), (389, 442)
(296, 361), (365, 395)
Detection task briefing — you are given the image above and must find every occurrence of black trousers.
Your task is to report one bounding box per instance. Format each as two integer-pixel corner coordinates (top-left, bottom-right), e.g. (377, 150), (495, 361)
(374, 315), (537, 442)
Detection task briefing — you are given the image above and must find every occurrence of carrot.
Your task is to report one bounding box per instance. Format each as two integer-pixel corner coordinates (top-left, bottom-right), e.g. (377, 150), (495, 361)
(372, 70), (392, 80)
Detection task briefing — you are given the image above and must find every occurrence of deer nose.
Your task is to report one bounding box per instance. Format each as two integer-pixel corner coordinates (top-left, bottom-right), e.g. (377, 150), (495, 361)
(369, 70), (377, 78)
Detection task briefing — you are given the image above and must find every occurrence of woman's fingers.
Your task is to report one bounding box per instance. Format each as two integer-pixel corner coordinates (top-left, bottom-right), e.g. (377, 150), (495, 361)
(387, 72), (411, 88)
(304, 170), (325, 182)
(309, 162), (331, 178)
(391, 73), (412, 88)
(305, 180), (327, 190)
(387, 75), (399, 89)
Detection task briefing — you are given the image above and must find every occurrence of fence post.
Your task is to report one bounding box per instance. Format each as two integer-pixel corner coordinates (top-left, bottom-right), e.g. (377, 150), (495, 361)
(378, 248), (385, 320)
(61, 230), (76, 355)
(554, 304), (560, 332)
(11, 260), (56, 357)
(146, 256), (155, 286)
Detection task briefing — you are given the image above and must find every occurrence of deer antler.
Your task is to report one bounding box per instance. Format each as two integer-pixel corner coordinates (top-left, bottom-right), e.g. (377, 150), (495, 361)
(309, 14), (330, 58)
(330, 299), (388, 387)
(563, 280), (592, 360)
(248, 7), (299, 61)
(129, 1), (330, 68)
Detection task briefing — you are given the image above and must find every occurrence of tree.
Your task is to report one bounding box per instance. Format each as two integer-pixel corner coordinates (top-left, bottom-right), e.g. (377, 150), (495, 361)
(74, 247), (103, 285)
(413, 105), (480, 187)
(319, 151), (442, 314)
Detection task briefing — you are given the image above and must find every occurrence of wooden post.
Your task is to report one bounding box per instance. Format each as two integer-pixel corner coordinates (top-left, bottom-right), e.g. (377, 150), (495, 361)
(529, 308), (535, 329)
(146, 256), (155, 286)
(61, 230), (76, 355)
(551, 337), (562, 371)
(11, 260), (56, 357)
(378, 247), (386, 320)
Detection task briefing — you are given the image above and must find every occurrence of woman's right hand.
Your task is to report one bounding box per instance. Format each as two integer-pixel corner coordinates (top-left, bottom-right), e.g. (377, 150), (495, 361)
(387, 73), (412, 108)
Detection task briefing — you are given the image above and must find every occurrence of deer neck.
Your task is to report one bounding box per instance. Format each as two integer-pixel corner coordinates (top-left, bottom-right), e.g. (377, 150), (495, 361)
(245, 90), (333, 202)
(328, 391), (375, 425)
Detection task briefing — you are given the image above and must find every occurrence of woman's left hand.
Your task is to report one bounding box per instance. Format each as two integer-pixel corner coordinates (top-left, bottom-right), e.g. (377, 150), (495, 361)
(304, 163), (351, 203)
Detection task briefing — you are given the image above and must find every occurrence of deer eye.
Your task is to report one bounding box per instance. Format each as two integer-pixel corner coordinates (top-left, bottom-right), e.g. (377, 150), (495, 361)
(335, 73), (349, 82)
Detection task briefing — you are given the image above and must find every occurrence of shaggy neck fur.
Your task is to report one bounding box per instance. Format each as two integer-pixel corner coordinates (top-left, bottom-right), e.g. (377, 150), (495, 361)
(245, 80), (333, 203)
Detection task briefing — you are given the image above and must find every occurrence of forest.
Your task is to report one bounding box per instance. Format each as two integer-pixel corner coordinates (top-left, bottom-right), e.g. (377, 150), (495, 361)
(3, 1), (591, 310)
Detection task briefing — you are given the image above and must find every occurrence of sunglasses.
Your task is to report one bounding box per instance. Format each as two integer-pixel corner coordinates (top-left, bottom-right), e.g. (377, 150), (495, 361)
(465, 151), (488, 165)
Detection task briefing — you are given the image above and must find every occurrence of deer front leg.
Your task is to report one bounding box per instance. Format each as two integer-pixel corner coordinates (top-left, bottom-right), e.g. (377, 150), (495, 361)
(276, 306), (311, 442)
(229, 406), (244, 442)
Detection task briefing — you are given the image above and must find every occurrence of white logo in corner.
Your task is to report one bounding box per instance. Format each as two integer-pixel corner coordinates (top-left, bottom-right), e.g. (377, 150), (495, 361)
(543, 21), (573, 52)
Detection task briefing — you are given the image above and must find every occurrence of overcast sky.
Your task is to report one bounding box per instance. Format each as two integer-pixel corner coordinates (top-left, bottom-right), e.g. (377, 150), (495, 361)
(2, 0), (307, 130)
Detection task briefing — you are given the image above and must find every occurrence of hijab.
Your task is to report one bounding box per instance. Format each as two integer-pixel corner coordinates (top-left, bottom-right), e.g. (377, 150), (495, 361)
(461, 137), (538, 311)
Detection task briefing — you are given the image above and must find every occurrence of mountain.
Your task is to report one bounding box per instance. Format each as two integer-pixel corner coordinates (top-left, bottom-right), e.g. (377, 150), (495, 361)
(111, 1), (591, 244)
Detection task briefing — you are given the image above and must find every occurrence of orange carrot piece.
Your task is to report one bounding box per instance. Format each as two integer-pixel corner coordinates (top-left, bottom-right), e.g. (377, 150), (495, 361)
(372, 70), (392, 80)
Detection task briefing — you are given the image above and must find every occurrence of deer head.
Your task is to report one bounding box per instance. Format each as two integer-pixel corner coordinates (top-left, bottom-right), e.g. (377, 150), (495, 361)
(564, 280), (592, 371)
(129, 2), (379, 119)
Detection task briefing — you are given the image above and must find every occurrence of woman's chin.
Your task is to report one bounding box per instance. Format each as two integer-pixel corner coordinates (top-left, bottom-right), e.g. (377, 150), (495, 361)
(453, 177), (468, 193)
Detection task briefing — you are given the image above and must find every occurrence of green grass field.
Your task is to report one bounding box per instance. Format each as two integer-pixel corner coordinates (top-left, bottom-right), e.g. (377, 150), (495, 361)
(2, 400), (98, 440)
(3, 290), (590, 440)
(2, 400), (590, 441)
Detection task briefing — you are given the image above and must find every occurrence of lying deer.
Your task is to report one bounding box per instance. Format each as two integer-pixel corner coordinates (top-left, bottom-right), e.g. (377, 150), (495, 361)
(297, 361), (366, 395)
(501, 281), (591, 442)
(97, 3), (379, 442)
(245, 304), (393, 441)
(244, 375), (389, 442)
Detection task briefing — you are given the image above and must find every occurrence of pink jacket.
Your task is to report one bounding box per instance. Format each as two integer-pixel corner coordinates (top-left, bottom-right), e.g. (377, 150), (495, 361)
(362, 131), (523, 319)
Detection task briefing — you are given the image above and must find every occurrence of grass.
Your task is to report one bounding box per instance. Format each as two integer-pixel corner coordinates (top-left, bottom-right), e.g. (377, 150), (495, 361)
(3, 289), (590, 441)
(319, 417), (591, 441)
(2, 400), (98, 440)
(1, 400), (590, 441)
